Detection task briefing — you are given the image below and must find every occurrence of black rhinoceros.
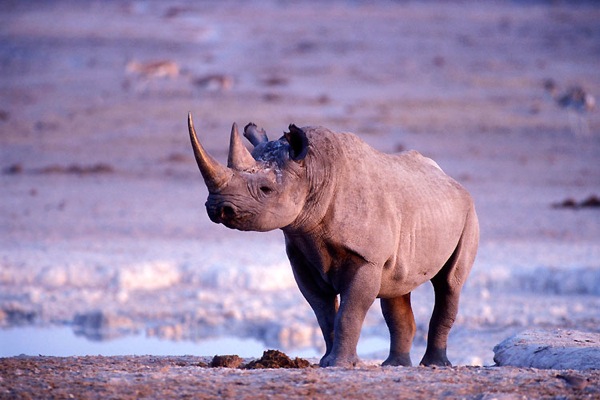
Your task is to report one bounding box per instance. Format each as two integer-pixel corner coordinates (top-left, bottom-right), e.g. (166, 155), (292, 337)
(187, 113), (479, 367)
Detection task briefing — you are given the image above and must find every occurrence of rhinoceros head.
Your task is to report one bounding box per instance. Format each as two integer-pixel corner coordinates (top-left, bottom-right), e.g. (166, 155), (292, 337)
(187, 113), (310, 232)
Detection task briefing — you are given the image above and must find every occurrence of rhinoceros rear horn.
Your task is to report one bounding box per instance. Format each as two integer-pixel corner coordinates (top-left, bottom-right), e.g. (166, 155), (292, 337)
(227, 123), (257, 171)
(187, 112), (232, 191)
(243, 123), (268, 146)
(285, 124), (309, 161)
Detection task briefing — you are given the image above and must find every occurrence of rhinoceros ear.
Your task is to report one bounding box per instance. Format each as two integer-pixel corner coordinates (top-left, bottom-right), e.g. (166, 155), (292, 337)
(285, 124), (309, 161)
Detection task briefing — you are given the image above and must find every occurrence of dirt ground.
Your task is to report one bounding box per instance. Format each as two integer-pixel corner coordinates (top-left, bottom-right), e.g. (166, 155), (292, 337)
(1, 0), (600, 398)
(2, 355), (600, 399)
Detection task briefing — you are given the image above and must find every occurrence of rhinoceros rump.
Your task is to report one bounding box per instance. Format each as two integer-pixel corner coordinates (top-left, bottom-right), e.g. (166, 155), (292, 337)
(187, 113), (479, 367)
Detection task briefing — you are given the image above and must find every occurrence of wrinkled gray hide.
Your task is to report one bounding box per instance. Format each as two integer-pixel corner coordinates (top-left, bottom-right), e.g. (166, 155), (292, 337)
(187, 113), (479, 367)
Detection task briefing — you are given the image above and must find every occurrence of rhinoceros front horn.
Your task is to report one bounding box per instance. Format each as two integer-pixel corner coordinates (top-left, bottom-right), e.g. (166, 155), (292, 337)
(227, 122), (256, 171)
(188, 112), (232, 192)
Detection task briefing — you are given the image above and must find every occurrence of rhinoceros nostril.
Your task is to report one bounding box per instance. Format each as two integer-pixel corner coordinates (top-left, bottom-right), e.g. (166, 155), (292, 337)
(220, 205), (235, 219)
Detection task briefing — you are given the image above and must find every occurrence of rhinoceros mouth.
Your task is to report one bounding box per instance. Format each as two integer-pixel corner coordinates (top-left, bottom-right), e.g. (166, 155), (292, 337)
(205, 200), (253, 229)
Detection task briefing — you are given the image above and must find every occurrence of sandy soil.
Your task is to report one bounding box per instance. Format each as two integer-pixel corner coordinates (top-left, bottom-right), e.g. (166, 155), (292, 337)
(1, 0), (600, 397)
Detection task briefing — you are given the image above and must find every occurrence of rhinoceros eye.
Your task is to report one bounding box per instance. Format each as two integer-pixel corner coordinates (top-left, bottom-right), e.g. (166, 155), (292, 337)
(260, 185), (274, 195)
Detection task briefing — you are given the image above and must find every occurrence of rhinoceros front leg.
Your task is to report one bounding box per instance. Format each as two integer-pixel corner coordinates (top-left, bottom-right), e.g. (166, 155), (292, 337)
(287, 240), (381, 367)
(292, 273), (338, 362)
(286, 242), (338, 361)
(381, 293), (415, 367)
(320, 262), (381, 367)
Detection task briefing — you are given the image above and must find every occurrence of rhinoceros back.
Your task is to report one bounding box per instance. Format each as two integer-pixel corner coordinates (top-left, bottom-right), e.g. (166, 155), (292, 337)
(297, 127), (474, 291)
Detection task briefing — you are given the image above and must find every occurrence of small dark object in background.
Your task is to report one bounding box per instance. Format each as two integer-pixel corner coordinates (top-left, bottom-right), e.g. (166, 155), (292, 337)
(394, 143), (406, 152)
(4, 163), (115, 175)
(262, 76), (289, 87)
(193, 74), (234, 91)
(3, 163), (23, 175)
(553, 198), (578, 209)
(64, 164), (115, 175)
(36, 163), (115, 175)
(580, 195), (600, 208)
(552, 195), (600, 209)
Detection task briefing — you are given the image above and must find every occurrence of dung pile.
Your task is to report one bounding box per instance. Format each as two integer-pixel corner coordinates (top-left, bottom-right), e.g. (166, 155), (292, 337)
(209, 350), (313, 369)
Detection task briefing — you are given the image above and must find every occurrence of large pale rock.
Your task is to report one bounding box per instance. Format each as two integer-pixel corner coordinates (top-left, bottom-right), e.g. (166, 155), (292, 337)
(494, 329), (600, 370)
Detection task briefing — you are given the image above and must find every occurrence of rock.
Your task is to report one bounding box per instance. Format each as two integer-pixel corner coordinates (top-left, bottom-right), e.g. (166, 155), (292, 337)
(210, 355), (244, 368)
(493, 329), (600, 370)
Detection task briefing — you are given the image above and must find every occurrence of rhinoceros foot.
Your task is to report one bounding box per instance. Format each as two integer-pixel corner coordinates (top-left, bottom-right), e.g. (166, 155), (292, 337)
(420, 347), (452, 367)
(382, 353), (412, 367)
(319, 353), (360, 368)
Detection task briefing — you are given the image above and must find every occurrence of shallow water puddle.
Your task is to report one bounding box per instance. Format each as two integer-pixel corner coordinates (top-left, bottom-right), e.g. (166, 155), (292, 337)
(0, 327), (269, 358)
(0, 327), (390, 359)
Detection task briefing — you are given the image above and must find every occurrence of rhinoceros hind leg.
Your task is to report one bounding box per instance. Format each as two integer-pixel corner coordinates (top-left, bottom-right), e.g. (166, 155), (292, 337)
(420, 208), (479, 367)
(420, 274), (458, 367)
(381, 293), (415, 367)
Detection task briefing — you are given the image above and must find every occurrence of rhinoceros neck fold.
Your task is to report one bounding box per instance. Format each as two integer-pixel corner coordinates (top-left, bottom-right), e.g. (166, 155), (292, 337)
(283, 129), (337, 234)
